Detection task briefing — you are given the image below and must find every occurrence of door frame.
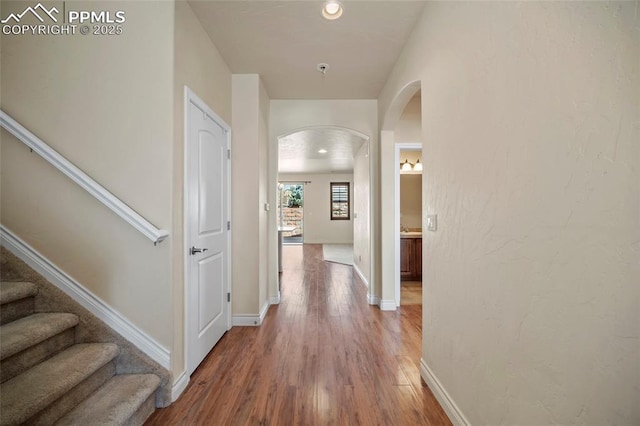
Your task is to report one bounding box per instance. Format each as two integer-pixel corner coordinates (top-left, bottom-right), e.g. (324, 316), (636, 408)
(183, 86), (232, 376)
(394, 142), (421, 307)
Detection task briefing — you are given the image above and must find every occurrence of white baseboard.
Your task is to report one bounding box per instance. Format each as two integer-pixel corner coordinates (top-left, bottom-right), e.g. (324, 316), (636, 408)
(367, 292), (380, 306)
(380, 299), (397, 311)
(270, 291), (280, 305)
(353, 263), (369, 288)
(171, 372), (189, 402)
(0, 226), (170, 369)
(232, 300), (270, 326)
(420, 358), (469, 426)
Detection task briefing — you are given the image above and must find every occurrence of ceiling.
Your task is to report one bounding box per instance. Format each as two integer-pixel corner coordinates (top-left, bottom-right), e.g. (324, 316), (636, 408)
(279, 128), (366, 173)
(188, 1), (425, 100)
(188, 1), (423, 173)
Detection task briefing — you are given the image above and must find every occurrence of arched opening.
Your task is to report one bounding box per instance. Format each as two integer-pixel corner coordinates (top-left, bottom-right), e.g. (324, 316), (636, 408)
(275, 125), (372, 302)
(380, 80), (423, 312)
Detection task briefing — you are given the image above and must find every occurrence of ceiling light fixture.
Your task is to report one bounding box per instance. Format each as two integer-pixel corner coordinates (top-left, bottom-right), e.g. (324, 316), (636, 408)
(318, 149), (328, 154)
(322, 0), (343, 20)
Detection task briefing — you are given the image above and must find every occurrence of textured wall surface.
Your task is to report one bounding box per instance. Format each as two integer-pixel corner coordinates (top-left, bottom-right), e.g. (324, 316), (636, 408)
(379, 2), (639, 424)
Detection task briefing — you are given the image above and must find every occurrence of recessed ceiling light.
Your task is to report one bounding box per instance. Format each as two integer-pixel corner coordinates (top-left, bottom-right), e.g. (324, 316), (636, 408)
(318, 149), (328, 154)
(322, 0), (343, 20)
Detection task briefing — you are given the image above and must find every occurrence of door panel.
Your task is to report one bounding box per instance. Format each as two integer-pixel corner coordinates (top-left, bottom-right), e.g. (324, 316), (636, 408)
(198, 253), (223, 335)
(198, 131), (224, 234)
(186, 90), (230, 376)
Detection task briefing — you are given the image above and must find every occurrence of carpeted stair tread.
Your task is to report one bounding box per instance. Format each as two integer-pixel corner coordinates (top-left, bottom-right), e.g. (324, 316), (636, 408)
(0, 313), (79, 360)
(55, 374), (161, 426)
(0, 343), (119, 425)
(0, 281), (38, 304)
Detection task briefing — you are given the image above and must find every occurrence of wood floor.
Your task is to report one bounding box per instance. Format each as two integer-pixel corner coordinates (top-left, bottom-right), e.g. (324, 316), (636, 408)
(147, 244), (450, 425)
(400, 281), (423, 306)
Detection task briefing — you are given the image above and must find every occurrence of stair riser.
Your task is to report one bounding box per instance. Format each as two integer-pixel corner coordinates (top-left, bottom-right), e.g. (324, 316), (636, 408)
(1, 329), (75, 383)
(125, 393), (157, 426)
(26, 361), (116, 426)
(0, 297), (34, 325)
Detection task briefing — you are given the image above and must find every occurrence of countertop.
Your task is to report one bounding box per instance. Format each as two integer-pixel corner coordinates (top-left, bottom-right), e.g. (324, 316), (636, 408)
(400, 232), (422, 239)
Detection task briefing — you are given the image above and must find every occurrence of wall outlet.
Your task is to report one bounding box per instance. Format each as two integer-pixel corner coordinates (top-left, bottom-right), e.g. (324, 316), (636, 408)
(427, 214), (437, 231)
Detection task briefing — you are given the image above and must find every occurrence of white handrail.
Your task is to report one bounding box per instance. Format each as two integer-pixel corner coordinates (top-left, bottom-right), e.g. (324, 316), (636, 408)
(0, 110), (169, 245)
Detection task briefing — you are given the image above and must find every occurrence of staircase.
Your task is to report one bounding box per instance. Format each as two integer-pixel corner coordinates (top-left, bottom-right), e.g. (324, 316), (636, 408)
(0, 280), (161, 425)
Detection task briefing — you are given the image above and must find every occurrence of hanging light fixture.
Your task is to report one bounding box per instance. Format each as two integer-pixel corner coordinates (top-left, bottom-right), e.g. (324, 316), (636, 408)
(414, 158), (423, 172)
(401, 159), (413, 172)
(322, 0), (343, 20)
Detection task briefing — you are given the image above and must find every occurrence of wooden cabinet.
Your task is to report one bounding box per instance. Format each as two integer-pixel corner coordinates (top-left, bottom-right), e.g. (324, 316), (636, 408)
(400, 237), (422, 281)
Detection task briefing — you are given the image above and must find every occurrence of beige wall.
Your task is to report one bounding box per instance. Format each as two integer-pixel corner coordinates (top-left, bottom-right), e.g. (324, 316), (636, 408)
(278, 173), (354, 244)
(400, 174), (421, 230)
(353, 142), (371, 285)
(1, 0), (174, 350)
(258, 80), (270, 310)
(269, 100), (378, 298)
(172, 0), (232, 379)
(379, 2), (639, 424)
(232, 74), (270, 316)
(395, 94), (421, 144)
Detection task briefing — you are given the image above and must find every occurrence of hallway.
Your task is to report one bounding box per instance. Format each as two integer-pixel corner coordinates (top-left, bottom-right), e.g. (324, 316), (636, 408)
(147, 244), (449, 425)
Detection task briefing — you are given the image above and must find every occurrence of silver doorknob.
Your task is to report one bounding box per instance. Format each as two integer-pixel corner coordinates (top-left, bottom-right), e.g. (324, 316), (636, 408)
(190, 246), (209, 255)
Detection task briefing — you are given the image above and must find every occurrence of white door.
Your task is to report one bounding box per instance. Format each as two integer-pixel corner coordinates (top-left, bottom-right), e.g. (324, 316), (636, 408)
(185, 88), (231, 375)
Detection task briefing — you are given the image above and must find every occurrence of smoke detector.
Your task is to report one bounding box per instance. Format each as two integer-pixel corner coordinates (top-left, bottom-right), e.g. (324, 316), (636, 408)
(316, 63), (330, 74)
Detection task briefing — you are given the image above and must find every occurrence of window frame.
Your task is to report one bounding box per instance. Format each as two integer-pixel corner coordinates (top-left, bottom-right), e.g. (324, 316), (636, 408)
(330, 182), (350, 221)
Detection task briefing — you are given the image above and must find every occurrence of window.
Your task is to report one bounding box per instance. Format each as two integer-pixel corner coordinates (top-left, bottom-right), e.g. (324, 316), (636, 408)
(330, 182), (350, 220)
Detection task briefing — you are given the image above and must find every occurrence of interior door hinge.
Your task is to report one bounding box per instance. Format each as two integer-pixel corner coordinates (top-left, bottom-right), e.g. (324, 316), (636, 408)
(227, 221), (231, 231)
(227, 292), (231, 302)
(227, 149), (230, 159)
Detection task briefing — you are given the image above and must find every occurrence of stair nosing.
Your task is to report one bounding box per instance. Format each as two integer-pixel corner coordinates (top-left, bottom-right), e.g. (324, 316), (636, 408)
(0, 281), (38, 305)
(0, 312), (79, 360)
(0, 343), (120, 425)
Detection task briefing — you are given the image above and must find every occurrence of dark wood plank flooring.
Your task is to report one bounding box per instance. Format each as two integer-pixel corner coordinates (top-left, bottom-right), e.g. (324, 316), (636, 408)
(147, 244), (450, 425)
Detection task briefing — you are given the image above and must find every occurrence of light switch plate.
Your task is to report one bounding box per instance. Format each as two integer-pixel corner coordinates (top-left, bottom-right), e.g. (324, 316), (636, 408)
(427, 214), (437, 231)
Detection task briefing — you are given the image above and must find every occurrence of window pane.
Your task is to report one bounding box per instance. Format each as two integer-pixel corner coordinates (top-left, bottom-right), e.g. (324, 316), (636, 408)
(330, 182), (350, 220)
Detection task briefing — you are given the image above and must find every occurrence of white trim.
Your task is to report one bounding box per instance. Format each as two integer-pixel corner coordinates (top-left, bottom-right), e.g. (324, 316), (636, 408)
(270, 291), (281, 305)
(232, 300), (270, 326)
(353, 263), (369, 288)
(367, 292), (380, 306)
(171, 372), (190, 402)
(380, 299), (397, 311)
(420, 358), (470, 426)
(394, 142), (422, 307)
(0, 226), (170, 369)
(0, 110), (169, 245)
(183, 86), (232, 377)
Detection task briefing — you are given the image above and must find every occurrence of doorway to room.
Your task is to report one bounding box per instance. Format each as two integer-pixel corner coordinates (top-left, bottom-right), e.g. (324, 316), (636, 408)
(278, 182), (304, 244)
(397, 146), (423, 307)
